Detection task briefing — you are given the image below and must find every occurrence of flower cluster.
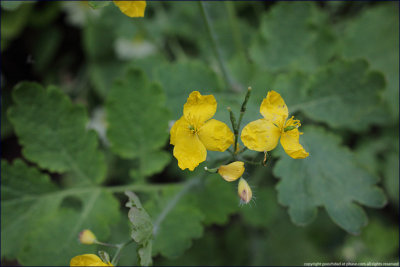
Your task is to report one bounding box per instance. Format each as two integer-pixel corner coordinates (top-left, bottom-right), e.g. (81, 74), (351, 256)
(170, 90), (309, 204)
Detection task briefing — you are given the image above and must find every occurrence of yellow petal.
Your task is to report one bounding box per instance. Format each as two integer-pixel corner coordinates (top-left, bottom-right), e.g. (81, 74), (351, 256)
(78, 229), (97, 245)
(183, 91), (217, 127)
(114, 1), (146, 18)
(70, 254), (113, 266)
(198, 119), (234, 152)
(260, 90), (288, 128)
(238, 178), (252, 204)
(170, 116), (189, 145)
(280, 128), (309, 159)
(218, 161), (245, 182)
(173, 126), (207, 171)
(240, 119), (281, 152)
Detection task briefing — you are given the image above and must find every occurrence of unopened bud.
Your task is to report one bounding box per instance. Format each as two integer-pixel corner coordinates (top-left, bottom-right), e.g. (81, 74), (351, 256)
(79, 229), (97, 245)
(238, 178), (252, 204)
(218, 161), (245, 182)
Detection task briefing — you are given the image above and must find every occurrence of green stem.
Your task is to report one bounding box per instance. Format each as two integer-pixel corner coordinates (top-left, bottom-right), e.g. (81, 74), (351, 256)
(153, 177), (202, 235)
(234, 87), (252, 154)
(106, 183), (182, 193)
(198, 1), (236, 92)
(95, 241), (119, 248)
(225, 2), (246, 59)
(111, 239), (134, 266)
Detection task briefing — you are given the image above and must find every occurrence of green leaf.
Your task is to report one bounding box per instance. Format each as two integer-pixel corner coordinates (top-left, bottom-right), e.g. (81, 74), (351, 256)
(130, 151), (171, 180)
(126, 191), (154, 266)
(106, 68), (170, 161)
(126, 191), (153, 244)
(1, 160), (121, 265)
(1, 3), (33, 42)
(383, 151), (399, 208)
(152, 60), (222, 119)
(1, 159), (58, 259)
(339, 3), (399, 118)
(300, 59), (388, 130)
(146, 182), (204, 259)
(341, 219), (399, 262)
(273, 126), (387, 234)
(138, 239), (153, 266)
(8, 82), (106, 185)
(88, 0), (111, 9)
(191, 175), (238, 225)
(240, 188), (279, 228)
(249, 2), (335, 72)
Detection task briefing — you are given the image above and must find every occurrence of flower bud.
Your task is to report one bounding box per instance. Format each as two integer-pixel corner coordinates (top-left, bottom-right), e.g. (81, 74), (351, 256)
(238, 178), (252, 204)
(79, 229), (97, 245)
(218, 161), (245, 182)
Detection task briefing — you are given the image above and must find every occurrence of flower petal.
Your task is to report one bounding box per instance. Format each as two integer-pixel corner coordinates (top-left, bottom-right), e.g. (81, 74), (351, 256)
(241, 119), (281, 152)
(170, 116), (189, 145)
(218, 161), (245, 182)
(173, 126), (207, 171)
(260, 90), (288, 128)
(198, 119), (234, 152)
(280, 128), (309, 159)
(70, 254), (113, 266)
(183, 91), (217, 127)
(114, 1), (146, 18)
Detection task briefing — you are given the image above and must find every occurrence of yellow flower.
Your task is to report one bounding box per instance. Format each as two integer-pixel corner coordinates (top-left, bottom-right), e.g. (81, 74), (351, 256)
(114, 1), (146, 17)
(238, 178), (252, 204)
(170, 91), (234, 171)
(78, 229), (97, 245)
(70, 254), (113, 266)
(218, 161), (245, 182)
(241, 90), (309, 159)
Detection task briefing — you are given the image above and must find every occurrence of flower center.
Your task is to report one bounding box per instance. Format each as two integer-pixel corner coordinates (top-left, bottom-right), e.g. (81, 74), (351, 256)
(188, 125), (197, 134)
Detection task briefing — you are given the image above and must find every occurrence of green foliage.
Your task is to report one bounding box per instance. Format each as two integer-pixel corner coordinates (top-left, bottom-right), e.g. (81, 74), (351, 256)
(2, 1), (398, 266)
(274, 126), (387, 234)
(250, 2), (335, 72)
(300, 59), (388, 130)
(338, 3), (399, 118)
(152, 60), (222, 118)
(146, 185), (204, 259)
(126, 191), (153, 266)
(190, 175), (238, 225)
(88, 1), (111, 9)
(8, 82), (106, 185)
(106, 68), (170, 179)
(1, 160), (120, 265)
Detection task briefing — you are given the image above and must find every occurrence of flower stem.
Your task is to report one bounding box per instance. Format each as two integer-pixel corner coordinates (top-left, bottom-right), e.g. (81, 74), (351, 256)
(198, 1), (237, 92)
(95, 241), (119, 248)
(111, 239), (134, 266)
(234, 87), (252, 154)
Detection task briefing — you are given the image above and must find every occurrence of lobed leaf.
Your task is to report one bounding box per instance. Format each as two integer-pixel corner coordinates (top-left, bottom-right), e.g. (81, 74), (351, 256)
(339, 3), (399, 118)
(145, 185), (204, 259)
(273, 126), (387, 234)
(1, 160), (120, 265)
(250, 2), (335, 72)
(8, 82), (106, 185)
(126, 191), (154, 266)
(300, 59), (389, 130)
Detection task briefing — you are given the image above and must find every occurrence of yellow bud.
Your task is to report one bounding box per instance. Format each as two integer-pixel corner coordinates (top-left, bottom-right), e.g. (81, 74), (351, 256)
(70, 254), (113, 266)
(238, 178), (252, 204)
(217, 161), (245, 182)
(79, 229), (97, 245)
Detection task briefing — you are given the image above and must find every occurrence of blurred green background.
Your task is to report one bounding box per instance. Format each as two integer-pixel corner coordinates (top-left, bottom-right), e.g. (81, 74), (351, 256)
(1, 1), (399, 266)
